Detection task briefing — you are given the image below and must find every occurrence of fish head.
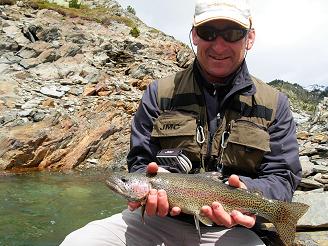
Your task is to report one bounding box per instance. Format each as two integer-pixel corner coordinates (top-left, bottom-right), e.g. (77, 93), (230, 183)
(105, 173), (151, 202)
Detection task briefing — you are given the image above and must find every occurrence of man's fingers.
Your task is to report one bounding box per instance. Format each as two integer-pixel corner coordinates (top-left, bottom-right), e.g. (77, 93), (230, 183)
(170, 207), (181, 216)
(231, 210), (256, 228)
(145, 189), (158, 216)
(157, 190), (169, 217)
(200, 205), (212, 217)
(228, 175), (247, 189)
(211, 202), (236, 228)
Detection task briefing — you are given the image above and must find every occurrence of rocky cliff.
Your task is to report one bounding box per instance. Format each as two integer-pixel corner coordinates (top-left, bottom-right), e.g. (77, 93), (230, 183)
(1, 1), (328, 245)
(0, 0), (193, 170)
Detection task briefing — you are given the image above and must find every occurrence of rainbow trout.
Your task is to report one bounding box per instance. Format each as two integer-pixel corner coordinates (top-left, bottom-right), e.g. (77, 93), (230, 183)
(106, 172), (309, 246)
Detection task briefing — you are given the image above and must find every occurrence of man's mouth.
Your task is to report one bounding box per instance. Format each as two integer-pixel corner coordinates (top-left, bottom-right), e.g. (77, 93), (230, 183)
(209, 54), (228, 61)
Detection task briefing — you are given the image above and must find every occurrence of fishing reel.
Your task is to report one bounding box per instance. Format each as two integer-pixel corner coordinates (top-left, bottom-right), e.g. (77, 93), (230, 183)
(156, 149), (192, 173)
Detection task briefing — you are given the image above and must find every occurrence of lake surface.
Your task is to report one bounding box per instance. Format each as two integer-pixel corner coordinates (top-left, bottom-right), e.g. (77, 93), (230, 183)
(0, 170), (126, 246)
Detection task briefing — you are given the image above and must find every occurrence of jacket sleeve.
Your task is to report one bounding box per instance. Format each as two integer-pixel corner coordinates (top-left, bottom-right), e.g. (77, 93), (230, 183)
(127, 81), (161, 173)
(239, 92), (302, 202)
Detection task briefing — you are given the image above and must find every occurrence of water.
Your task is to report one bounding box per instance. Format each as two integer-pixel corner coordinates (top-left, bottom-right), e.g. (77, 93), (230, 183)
(0, 171), (126, 246)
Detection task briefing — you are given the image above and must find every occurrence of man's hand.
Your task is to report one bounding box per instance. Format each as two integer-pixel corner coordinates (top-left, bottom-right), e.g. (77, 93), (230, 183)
(200, 174), (256, 228)
(127, 162), (181, 217)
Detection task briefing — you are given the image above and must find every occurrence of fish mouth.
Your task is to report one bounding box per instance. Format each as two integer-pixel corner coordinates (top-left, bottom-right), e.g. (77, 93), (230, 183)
(105, 180), (127, 198)
(105, 179), (144, 202)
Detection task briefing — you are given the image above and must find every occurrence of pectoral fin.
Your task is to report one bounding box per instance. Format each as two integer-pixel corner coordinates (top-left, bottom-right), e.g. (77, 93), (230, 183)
(193, 213), (213, 239)
(141, 204), (146, 223)
(193, 214), (201, 238)
(198, 214), (213, 226)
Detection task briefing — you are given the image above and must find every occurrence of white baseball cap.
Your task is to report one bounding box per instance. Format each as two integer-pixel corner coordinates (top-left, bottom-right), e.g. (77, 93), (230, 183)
(193, 0), (252, 28)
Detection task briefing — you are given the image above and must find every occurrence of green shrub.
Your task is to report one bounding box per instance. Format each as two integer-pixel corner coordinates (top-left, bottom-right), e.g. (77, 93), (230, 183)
(268, 79), (321, 113)
(130, 26), (140, 38)
(127, 5), (136, 15)
(0, 0), (16, 5)
(29, 0), (136, 29)
(69, 0), (81, 9)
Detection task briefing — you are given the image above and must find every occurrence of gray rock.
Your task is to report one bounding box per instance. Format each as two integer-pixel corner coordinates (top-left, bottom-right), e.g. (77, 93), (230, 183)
(293, 192), (328, 228)
(58, 43), (81, 57)
(17, 48), (39, 59)
(314, 173), (328, 185)
(300, 156), (315, 177)
(37, 26), (61, 42)
(0, 63), (11, 75)
(300, 141), (320, 156)
(295, 231), (328, 246)
(18, 109), (33, 117)
(21, 99), (42, 109)
(293, 111), (310, 125)
(176, 49), (194, 68)
(129, 64), (152, 79)
(124, 40), (145, 53)
(29, 63), (60, 80)
(40, 86), (65, 98)
(312, 158), (328, 166)
(299, 178), (324, 190)
(3, 25), (30, 47)
(313, 165), (328, 174)
(119, 83), (131, 91)
(0, 52), (22, 64)
(32, 112), (46, 122)
(316, 144), (328, 152)
(58, 85), (70, 92)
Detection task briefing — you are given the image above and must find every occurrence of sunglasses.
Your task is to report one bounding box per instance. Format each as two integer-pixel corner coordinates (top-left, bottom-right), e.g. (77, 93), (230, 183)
(196, 26), (248, 42)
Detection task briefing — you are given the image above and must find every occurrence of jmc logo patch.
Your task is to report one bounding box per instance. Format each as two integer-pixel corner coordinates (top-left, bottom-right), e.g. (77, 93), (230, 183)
(159, 124), (181, 130)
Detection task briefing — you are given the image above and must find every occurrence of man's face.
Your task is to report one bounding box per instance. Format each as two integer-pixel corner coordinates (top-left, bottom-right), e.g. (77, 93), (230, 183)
(192, 19), (255, 83)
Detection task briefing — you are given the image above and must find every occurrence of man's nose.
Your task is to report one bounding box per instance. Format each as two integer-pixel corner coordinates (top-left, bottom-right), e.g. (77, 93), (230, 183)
(211, 36), (229, 51)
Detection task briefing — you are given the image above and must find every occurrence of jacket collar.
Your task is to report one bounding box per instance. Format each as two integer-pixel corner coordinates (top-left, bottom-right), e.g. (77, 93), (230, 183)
(194, 59), (256, 97)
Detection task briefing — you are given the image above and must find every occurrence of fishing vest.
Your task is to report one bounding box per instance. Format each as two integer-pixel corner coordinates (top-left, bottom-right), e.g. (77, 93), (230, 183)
(151, 64), (279, 177)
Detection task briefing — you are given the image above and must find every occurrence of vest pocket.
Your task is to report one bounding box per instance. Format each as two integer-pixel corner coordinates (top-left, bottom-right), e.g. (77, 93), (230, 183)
(151, 111), (201, 161)
(221, 120), (270, 177)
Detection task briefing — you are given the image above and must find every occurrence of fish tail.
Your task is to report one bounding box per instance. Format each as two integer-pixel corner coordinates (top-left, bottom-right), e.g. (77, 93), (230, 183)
(272, 201), (309, 246)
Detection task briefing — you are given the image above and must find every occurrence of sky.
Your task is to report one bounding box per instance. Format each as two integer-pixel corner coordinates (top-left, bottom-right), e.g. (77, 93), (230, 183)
(115, 0), (328, 88)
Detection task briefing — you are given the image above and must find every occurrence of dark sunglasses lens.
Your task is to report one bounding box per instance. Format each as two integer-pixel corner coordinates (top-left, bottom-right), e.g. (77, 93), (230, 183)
(196, 26), (247, 42)
(196, 26), (217, 41)
(222, 29), (247, 42)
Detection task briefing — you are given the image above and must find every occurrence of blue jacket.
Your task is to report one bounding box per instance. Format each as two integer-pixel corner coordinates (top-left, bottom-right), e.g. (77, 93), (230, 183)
(127, 61), (302, 202)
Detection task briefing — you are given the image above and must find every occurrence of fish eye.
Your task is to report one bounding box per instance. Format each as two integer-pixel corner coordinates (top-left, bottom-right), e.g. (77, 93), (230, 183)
(120, 177), (128, 183)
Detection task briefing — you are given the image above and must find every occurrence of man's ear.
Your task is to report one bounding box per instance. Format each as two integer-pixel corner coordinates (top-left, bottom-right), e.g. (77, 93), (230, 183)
(246, 29), (256, 50)
(191, 27), (200, 46)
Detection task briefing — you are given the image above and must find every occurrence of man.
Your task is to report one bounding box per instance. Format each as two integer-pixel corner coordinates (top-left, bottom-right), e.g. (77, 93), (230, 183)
(61, 0), (302, 245)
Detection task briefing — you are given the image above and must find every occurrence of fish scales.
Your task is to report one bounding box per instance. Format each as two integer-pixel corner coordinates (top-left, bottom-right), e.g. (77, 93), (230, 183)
(106, 172), (309, 246)
(150, 174), (277, 218)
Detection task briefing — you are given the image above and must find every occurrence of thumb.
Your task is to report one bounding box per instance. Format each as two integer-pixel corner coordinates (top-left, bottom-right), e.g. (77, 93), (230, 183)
(147, 162), (159, 174)
(228, 175), (247, 189)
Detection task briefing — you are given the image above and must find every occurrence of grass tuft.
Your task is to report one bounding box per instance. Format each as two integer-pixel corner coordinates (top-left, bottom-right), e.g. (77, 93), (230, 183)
(26, 0), (136, 28)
